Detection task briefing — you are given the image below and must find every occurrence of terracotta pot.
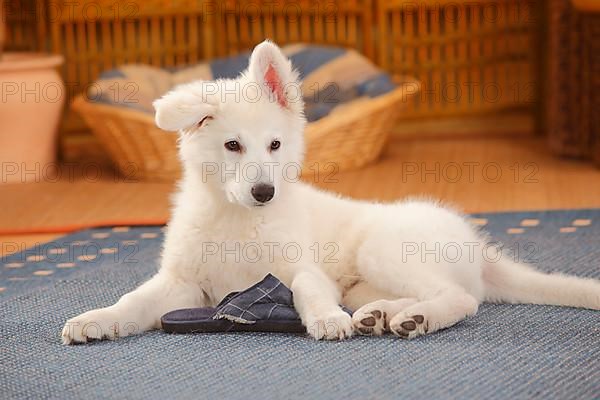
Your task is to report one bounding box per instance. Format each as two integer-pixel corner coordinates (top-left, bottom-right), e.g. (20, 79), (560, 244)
(0, 53), (65, 184)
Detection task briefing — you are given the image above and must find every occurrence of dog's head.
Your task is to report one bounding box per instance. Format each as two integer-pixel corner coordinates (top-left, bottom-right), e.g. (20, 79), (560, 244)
(153, 40), (306, 208)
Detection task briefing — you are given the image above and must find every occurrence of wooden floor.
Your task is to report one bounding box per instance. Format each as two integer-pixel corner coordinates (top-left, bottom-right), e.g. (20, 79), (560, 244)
(2, 136), (600, 256)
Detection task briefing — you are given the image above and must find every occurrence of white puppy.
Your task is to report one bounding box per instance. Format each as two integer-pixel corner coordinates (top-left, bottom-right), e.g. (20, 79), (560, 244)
(62, 41), (600, 344)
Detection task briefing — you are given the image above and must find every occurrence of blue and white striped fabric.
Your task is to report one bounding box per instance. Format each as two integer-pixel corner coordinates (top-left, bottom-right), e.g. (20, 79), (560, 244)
(89, 44), (396, 122)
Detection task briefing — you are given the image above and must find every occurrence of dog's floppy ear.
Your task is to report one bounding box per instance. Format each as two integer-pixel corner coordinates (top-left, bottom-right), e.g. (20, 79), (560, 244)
(248, 40), (299, 109)
(153, 82), (218, 132)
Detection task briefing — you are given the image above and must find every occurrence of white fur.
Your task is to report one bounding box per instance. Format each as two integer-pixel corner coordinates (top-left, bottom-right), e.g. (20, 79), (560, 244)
(62, 41), (600, 344)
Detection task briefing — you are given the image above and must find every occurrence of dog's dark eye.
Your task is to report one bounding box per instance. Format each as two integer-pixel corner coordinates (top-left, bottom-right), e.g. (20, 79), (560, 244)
(225, 141), (241, 152)
(270, 140), (281, 151)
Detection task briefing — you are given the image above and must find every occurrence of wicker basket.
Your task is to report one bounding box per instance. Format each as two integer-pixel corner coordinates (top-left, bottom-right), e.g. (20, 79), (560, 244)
(72, 78), (420, 181)
(547, 0), (600, 164)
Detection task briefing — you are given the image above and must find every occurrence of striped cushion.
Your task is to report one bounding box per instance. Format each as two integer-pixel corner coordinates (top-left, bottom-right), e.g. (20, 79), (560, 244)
(90, 44), (396, 122)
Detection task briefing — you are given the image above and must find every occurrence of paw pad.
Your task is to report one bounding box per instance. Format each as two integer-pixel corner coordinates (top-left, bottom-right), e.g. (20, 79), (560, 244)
(390, 314), (427, 339)
(360, 316), (376, 327)
(400, 320), (416, 331)
(352, 309), (387, 336)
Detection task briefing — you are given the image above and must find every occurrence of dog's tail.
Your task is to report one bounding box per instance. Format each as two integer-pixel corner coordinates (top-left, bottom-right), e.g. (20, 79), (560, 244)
(482, 257), (600, 310)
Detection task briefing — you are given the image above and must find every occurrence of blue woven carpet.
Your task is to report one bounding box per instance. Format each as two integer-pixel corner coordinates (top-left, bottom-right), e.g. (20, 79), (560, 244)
(1, 209), (599, 399)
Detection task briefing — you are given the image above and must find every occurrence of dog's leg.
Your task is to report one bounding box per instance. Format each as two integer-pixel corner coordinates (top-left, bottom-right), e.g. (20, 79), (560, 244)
(352, 286), (478, 339)
(343, 281), (416, 335)
(352, 257), (479, 339)
(388, 286), (479, 339)
(354, 231), (480, 338)
(61, 272), (204, 344)
(291, 269), (353, 340)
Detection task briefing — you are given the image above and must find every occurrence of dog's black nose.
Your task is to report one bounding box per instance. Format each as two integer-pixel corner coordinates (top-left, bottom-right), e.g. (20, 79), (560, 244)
(251, 184), (275, 203)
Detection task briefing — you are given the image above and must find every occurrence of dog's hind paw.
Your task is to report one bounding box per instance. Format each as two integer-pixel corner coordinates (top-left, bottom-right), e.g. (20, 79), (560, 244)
(389, 312), (428, 339)
(352, 298), (419, 336)
(352, 308), (387, 336)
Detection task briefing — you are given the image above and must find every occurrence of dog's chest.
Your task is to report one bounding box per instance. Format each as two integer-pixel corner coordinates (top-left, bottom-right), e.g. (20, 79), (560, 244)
(198, 215), (307, 293)
(205, 213), (293, 247)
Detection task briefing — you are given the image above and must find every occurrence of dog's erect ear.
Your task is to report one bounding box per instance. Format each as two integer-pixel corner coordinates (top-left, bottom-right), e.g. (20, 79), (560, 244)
(153, 82), (218, 132)
(248, 40), (298, 109)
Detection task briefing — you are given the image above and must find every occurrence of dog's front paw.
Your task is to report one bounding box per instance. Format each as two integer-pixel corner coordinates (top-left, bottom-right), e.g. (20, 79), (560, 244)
(305, 309), (353, 340)
(61, 308), (138, 345)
